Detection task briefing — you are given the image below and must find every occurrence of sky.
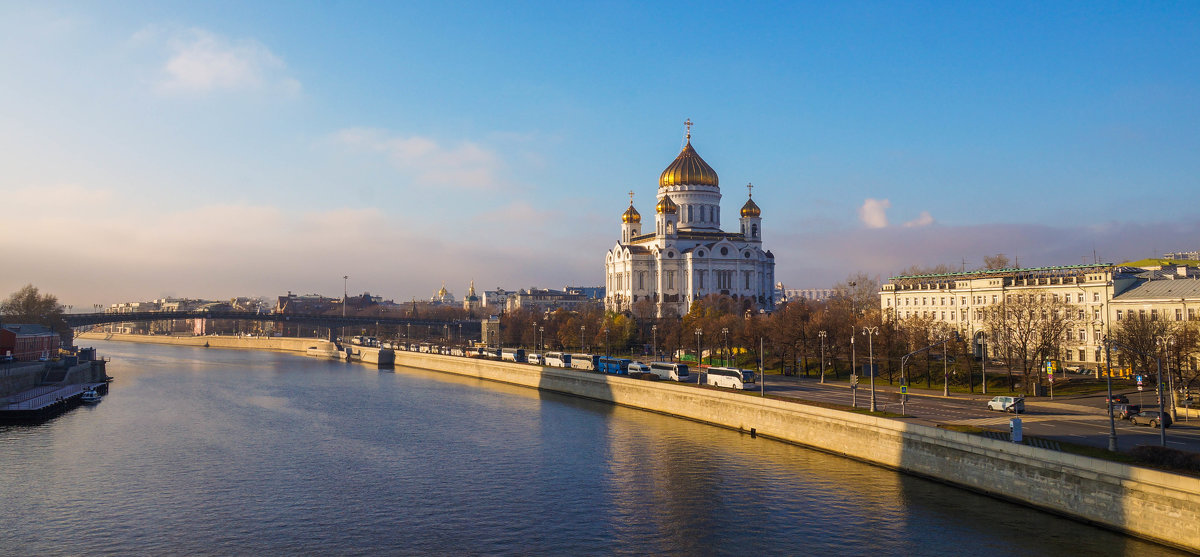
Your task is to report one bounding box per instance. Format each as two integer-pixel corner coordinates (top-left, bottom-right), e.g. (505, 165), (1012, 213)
(2, 1), (1199, 309)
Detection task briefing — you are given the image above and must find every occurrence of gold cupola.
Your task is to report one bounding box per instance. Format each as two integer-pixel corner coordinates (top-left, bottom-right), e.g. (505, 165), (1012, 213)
(656, 194), (679, 214)
(740, 197), (761, 217)
(621, 190), (641, 223)
(659, 120), (719, 189)
(622, 204), (641, 223)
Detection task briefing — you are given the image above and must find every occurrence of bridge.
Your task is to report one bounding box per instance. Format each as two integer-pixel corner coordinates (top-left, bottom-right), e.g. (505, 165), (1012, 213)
(64, 311), (482, 338)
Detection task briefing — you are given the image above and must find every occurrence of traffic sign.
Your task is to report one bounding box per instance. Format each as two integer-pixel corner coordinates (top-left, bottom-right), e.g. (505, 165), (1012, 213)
(1138, 385), (1144, 392)
(900, 385), (908, 394)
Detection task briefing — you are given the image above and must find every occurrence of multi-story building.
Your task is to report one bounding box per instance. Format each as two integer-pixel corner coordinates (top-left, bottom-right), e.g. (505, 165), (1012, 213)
(880, 263), (1200, 373)
(604, 123), (776, 317)
(505, 288), (591, 313)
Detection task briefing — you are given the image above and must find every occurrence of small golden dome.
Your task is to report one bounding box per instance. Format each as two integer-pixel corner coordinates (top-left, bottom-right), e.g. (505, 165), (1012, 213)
(741, 196), (761, 218)
(659, 141), (719, 189)
(656, 195), (678, 215)
(622, 204), (641, 223)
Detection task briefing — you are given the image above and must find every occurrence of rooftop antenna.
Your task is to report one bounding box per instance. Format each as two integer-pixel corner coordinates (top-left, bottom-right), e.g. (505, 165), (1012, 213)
(961, 257), (966, 272)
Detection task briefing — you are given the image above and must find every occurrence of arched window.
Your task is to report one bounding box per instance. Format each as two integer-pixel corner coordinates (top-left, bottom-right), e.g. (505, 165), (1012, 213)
(751, 223), (758, 238)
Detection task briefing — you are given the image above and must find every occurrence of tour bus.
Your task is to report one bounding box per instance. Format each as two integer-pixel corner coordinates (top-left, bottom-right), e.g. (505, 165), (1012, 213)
(597, 357), (632, 375)
(501, 348), (526, 363)
(704, 367), (756, 390)
(649, 362), (690, 382)
(545, 352), (572, 368)
(570, 353), (600, 371)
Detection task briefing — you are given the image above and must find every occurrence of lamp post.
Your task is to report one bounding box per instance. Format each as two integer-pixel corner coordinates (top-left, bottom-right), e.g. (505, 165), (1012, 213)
(651, 324), (658, 361)
(818, 330), (827, 384)
(864, 327), (879, 412)
(981, 332), (988, 395)
(1103, 336), (1118, 451)
(580, 325), (586, 352)
(722, 328), (730, 366)
(539, 326), (544, 352)
(604, 328), (610, 358)
(341, 275), (349, 341)
(695, 328), (703, 369)
(943, 334), (950, 397)
(850, 333), (857, 408)
(1156, 335), (1174, 447)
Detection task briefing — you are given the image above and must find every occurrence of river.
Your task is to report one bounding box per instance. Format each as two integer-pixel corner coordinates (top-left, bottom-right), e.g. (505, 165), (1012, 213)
(0, 341), (1182, 556)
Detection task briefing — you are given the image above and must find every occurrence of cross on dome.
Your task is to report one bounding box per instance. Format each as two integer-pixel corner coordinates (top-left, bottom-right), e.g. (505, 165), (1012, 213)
(746, 182), (753, 198)
(684, 118), (693, 142)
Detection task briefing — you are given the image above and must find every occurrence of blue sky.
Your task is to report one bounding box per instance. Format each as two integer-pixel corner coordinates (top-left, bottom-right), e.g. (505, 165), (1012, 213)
(3, 2), (1198, 307)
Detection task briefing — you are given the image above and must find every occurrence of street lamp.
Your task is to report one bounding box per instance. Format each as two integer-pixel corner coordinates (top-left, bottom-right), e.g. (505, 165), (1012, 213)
(818, 330), (827, 384)
(341, 275), (349, 341)
(539, 326), (544, 352)
(863, 327), (879, 412)
(695, 328), (703, 369)
(850, 333), (857, 408)
(943, 333), (951, 397)
(651, 324), (658, 361)
(604, 327), (610, 358)
(722, 328), (730, 366)
(580, 325), (586, 352)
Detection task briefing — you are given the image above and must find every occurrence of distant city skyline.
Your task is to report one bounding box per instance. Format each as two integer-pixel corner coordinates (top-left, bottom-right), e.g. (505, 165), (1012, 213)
(3, 2), (1198, 308)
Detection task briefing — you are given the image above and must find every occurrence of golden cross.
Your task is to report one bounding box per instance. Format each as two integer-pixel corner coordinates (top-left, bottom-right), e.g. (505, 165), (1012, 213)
(628, 190), (635, 205)
(746, 182), (753, 197)
(684, 118), (692, 141)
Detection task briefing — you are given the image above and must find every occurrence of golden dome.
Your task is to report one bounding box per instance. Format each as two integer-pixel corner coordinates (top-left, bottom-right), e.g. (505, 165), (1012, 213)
(622, 204), (641, 223)
(656, 194), (678, 215)
(659, 141), (719, 189)
(741, 196), (761, 217)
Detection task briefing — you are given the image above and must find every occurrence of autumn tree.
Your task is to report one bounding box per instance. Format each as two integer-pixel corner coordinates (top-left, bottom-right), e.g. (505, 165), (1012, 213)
(1, 284), (67, 334)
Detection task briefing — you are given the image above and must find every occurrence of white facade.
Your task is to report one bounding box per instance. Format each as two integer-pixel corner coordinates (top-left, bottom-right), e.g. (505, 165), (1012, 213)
(604, 126), (776, 317)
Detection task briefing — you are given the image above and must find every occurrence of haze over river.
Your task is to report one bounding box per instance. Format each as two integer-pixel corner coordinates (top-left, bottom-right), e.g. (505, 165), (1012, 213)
(0, 341), (1181, 555)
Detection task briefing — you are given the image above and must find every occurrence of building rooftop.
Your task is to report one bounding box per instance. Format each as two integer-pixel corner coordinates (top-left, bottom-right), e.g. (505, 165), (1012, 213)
(1111, 277), (1200, 301)
(888, 263), (1121, 281)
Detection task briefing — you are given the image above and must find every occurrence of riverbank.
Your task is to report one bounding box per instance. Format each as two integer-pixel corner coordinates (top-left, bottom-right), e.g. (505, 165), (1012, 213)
(78, 332), (1200, 552)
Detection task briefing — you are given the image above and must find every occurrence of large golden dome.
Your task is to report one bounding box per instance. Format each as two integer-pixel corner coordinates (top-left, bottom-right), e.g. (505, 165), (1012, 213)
(656, 194), (678, 214)
(659, 141), (718, 189)
(622, 204), (641, 223)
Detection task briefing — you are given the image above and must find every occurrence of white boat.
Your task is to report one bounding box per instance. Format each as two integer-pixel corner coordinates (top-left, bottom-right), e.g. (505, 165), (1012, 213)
(80, 389), (102, 404)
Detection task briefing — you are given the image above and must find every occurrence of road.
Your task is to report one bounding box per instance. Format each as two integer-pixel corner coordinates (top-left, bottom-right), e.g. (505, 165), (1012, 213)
(700, 372), (1200, 454)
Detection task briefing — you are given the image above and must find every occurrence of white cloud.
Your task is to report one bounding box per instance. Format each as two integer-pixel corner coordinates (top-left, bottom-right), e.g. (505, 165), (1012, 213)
(903, 211), (934, 228)
(858, 198), (890, 228)
(334, 127), (503, 189)
(151, 28), (300, 95)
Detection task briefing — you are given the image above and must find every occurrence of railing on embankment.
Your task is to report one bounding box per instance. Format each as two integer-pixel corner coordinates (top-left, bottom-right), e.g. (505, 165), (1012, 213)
(393, 350), (1200, 554)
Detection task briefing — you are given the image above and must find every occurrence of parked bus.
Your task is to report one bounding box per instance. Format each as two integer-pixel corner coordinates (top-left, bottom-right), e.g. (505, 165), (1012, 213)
(570, 353), (599, 371)
(705, 367), (756, 390)
(501, 348), (526, 363)
(597, 357), (632, 375)
(545, 352), (571, 368)
(649, 362), (690, 382)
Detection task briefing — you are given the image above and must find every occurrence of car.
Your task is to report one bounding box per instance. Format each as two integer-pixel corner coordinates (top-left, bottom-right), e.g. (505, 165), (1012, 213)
(1129, 410), (1172, 428)
(1111, 403), (1141, 420)
(1106, 394), (1129, 405)
(987, 396), (1025, 413)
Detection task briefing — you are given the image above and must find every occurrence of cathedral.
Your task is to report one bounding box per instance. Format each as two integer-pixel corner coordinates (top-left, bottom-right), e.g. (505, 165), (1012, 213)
(604, 122), (776, 317)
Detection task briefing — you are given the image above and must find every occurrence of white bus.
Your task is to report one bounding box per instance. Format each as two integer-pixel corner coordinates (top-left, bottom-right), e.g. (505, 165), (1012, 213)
(649, 362), (690, 382)
(545, 352), (571, 368)
(705, 367), (756, 390)
(570, 353), (599, 371)
(501, 348), (526, 363)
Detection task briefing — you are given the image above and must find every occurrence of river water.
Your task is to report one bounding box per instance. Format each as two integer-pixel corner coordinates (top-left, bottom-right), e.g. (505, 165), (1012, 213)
(0, 341), (1182, 556)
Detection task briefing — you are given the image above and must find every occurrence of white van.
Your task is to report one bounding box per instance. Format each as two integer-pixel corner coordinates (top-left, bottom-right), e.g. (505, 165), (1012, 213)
(705, 367), (756, 390)
(527, 353), (544, 365)
(627, 362), (651, 374)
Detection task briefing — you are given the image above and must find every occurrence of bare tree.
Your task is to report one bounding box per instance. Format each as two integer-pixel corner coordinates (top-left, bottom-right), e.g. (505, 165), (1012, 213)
(982, 254), (1011, 270)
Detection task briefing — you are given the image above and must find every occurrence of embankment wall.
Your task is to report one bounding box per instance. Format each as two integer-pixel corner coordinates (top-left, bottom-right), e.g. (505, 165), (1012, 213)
(76, 332), (330, 354)
(394, 350), (1200, 553)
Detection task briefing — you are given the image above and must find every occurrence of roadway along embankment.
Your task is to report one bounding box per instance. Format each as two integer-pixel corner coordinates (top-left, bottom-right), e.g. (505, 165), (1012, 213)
(76, 332), (334, 354)
(394, 350), (1200, 553)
